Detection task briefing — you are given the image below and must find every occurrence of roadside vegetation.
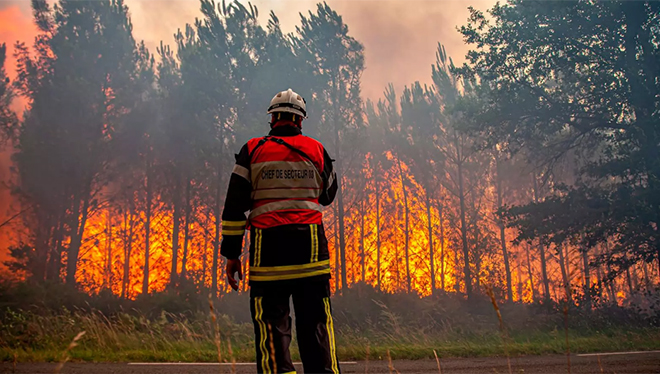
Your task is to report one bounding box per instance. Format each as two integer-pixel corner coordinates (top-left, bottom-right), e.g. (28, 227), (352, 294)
(1, 281), (658, 362)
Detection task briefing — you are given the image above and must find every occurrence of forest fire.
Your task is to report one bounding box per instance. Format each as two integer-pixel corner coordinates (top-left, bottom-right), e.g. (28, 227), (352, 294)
(0, 0), (658, 312)
(3, 1), (660, 370)
(68, 150), (642, 304)
(75, 154), (461, 298)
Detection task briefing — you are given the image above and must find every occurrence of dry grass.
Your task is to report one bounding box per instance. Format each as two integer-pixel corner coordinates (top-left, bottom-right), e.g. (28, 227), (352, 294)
(1, 305), (659, 363)
(53, 331), (85, 374)
(485, 285), (512, 374)
(208, 294), (223, 364)
(433, 349), (442, 374)
(227, 336), (236, 374)
(386, 349), (400, 374)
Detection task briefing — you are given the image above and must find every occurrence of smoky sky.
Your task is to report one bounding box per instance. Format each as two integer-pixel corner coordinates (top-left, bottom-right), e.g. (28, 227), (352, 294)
(1, 0), (495, 101)
(128, 0), (496, 100)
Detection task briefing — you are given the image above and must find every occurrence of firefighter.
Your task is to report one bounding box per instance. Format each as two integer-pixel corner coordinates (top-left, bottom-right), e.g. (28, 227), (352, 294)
(220, 88), (340, 374)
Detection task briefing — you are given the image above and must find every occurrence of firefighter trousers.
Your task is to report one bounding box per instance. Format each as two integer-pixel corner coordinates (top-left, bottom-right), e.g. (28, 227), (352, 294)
(250, 279), (340, 374)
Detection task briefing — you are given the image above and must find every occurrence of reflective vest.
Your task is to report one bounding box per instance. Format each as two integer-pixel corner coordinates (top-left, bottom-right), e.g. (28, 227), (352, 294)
(246, 135), (326, 229)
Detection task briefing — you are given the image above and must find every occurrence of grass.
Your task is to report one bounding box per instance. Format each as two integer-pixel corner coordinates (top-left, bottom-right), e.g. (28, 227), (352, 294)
(336, 328), (660, 360)
(2, 283), (659, 363)
(1, 308), (658, 363)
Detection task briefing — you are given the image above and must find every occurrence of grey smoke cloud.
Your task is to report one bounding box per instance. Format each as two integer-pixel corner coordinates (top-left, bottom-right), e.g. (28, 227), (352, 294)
(1, 0), (494, 100)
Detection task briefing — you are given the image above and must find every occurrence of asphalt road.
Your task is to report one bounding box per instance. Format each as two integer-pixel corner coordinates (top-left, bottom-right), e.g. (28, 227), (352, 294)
(2, 352), (660, 374)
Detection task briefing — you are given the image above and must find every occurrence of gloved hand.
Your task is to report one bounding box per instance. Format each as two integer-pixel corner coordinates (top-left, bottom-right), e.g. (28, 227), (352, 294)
(226, 258), (243, 291)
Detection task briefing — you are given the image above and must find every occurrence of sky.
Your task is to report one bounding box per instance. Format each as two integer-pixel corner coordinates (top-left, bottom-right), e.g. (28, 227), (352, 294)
(0, 0), (496, 100)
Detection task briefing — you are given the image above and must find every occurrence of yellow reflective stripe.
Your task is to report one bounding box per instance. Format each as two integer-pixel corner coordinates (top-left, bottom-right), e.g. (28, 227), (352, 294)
(281, 372), (296, 374)
(310, 224), (319, 262)
(310, 224), (315, 262)
(253, 188), (321, 200)
(222, 229), (245, 235)
(254, 228), (262, 267)
(314, 225), (319, 262)
(254, 297), (270, 373)
(324, 297), (339, 374)
(222, 220), (246, 236)
(250, 259), (330, 273)
(232, 164), (250, 181)
(249, 200), (322, 220)
(249, 268), (331, 282)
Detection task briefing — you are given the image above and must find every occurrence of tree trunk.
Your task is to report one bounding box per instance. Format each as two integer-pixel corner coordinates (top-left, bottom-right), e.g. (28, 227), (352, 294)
(495, 158), (513, 302)
(396, 156), (411, 293)
(425, 190), (435, 294)
(565, 244), (572, 290)
(454, 234), (460, 293)
(333, 204), (340, 291)
(336, 172), (348, 290)
(212, 177), (221, 296)
(525, 243), (538, 301)
(122, 210), (134, 299)
(360, 197), (365, 283)
(104, 211), (112, 290)
(516, 258), (523, 302)
(181, 179), (192, 282)
(170, 179), (182, 287)
(582, 248), (592, 309)
(607, 275), (617, 303)
(47, 213), (65, 282)
(532, 176), (550, 303)
(641, 262), (650, 288)
(595, 251), (605, 301)
(203, 210), (210, 288)
(438, 201), (445, 292)
(66, 192), (91, 286)
(395, 206), (401, 291)
(142, 155), (153, 295)
(37, 220), (53, 282)
(375, 173), (381, 291)
(538, 242), (550, 303)
(332, 73), (348, 291)
(211, 122), (224, 296)
(121, 211), (128, 299)
(604, 243), (617, 303)
(625, 260), (634, 295)
(474, 225), (482, 290)
(557, 244), (572, 304)
(499, 223), (512, 302)
(457, 161), (472, 299)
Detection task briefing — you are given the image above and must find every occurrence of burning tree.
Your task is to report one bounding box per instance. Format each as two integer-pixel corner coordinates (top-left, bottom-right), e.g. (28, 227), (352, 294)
(1, 0), (657, 305)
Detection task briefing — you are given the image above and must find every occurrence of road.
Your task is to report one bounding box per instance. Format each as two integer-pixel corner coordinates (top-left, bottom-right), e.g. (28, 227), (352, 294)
(2, 352), (660, 374)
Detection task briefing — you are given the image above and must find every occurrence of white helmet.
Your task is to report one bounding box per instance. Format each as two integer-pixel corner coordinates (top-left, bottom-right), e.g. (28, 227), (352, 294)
(267, 88), (307, 118)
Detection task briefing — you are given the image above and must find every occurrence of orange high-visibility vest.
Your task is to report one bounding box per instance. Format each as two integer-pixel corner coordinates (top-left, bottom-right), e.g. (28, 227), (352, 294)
(245, 135), (326, 229)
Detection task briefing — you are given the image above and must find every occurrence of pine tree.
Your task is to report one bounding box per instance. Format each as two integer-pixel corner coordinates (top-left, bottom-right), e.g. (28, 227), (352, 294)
(12, 0), (141, 286)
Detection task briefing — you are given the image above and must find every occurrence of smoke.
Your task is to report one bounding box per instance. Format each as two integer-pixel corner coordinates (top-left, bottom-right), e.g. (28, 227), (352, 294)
(0, 3), (36, 267)
(1, 0), (495, 100)
(128, 0), (496, 100)
(0, 0), (494, 265)
(329, 0), (494, 99)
